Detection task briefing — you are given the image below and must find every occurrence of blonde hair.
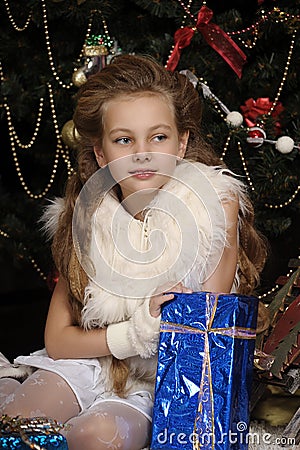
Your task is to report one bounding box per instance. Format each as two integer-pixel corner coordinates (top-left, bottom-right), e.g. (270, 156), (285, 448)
(52, 54), (268, 396)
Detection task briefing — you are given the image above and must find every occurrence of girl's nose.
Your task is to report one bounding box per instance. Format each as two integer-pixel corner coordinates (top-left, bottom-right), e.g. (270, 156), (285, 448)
(132, 152), (152, 163)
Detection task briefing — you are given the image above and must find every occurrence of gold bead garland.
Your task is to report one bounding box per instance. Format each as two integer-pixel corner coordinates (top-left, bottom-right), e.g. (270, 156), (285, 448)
(41, 0), (85, 89)
(254, 30), (298, 209)
(220, 134), (231, 160)
(264, 185), (300, 209)
(258, 255), (300, 300)
(9, 126), (61, 200)
(0, 229), (47, 281)
(0, 60), (74, 199)
(4, 82), (74, 199)
(0, 3), (113, 199)
(237, 141), (255, 191)
(220, 134), (255, 192)
(227, 10), (273, 50)
(180, 0), (194, 24)
(3, 0), (32, 32)
(202, 81), (256, 192)
(47, 82), (74, 179)
(4, 97), (45, 149)
(266, 31), (296, 118)
(3, 1), (114, 89)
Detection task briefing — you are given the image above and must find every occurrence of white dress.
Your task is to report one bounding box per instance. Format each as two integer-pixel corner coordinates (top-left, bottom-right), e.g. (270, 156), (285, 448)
(15, 350), (153, 419)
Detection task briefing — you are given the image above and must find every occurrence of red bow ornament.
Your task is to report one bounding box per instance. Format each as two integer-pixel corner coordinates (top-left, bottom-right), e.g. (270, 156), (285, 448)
(166, 6), (247, 78)
(240, 97), (284, 134)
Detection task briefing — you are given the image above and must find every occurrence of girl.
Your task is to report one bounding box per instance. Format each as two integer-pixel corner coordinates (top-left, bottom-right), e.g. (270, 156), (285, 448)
(0, 54), (268, 450)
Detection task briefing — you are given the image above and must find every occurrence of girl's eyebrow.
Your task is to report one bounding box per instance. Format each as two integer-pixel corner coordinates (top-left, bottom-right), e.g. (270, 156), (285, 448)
(109, 124), (172, 136)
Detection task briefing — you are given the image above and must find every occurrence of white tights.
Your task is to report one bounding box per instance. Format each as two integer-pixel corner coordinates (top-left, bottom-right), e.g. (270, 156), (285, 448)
(0, 370), (151, 450)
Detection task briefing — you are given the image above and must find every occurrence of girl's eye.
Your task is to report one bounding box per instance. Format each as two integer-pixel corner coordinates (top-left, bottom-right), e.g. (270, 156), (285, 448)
(153, 134), (167, 142)
(115, 137), (131, 145)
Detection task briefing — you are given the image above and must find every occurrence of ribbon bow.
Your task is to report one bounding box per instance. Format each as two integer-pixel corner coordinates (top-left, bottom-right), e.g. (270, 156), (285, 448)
(240, 97), (284, 133)
(166, 5), (247, 78)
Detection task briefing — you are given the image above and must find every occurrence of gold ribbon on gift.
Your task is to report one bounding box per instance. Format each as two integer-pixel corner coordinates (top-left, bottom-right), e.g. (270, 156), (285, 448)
(160, 293), (257, 450)
(0, 414), (68, 450)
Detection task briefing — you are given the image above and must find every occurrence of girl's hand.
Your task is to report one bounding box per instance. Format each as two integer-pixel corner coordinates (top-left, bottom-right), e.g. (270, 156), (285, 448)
(149, 281), (192, 318)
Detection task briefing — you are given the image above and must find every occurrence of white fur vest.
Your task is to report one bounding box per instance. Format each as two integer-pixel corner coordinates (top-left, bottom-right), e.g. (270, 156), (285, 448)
(44, 161), (248, 396)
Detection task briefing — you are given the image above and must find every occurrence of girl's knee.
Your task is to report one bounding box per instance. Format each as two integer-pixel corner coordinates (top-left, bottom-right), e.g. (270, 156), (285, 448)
(65, 413), (129, 450)
(0, 378), (21, 410)
(1, 370), (80, 422)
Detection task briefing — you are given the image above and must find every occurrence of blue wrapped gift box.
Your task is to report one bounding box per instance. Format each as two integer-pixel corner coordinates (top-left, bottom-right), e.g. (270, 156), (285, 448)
(150, 292), (258, 450)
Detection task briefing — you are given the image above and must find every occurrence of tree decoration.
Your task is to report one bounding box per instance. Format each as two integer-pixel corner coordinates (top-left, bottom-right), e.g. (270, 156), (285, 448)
(275, 136), (296, 154)
(83, 34), (111, 74)
(246, 126), (266, 148)
(166, 5), (247, 78)
(61, 120), (80, 149)
(255, 265), (300, 381)
(72, 67), (88, 88)
(200, 82), (299, 154)
(240, 97), (284, 133)
(200, 82), (230, 117)
(225, 111), (244, 128)
(179, 69), (199, 88)
(72, 33), (119, 88)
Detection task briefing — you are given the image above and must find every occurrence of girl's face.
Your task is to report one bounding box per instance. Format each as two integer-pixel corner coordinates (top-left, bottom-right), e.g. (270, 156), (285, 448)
(93, 94), (189, 199)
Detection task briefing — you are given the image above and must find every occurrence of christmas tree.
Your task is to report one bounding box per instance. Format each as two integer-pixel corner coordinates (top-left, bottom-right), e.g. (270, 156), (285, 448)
(0, 0), (299, 294)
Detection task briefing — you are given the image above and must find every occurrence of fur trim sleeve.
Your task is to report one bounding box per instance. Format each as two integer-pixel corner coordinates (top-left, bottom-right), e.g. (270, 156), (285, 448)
(106, 321), (137, 359)
(128, 298), (161, 358)
(106, 298), (160, 360)
(39, 197), (65, 240)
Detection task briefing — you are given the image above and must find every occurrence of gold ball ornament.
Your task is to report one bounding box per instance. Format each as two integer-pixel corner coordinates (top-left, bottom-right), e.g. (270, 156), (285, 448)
(61, 120), (80, 149)
(72, 67), (87, 87)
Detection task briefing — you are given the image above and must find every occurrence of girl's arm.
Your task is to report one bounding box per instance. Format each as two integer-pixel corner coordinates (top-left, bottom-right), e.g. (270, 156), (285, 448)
(45, 276), (179, 361)
(44, 277), (111, 360)
(202, 197), (239, 293)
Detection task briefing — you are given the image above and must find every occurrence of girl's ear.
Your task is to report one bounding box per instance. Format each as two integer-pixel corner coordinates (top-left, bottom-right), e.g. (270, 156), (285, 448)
(93, 145), (107, 168)
(177, 131), (189, 159)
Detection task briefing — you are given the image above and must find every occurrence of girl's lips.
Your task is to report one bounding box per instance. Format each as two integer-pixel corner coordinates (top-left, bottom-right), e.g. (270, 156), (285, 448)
(129, 169), (157, 179)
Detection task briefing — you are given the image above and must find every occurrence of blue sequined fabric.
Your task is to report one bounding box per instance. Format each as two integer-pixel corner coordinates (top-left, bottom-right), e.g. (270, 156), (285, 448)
(0, 434), (68, 449)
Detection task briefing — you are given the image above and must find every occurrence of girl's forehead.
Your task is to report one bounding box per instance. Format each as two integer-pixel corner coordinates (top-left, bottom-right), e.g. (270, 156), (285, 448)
(105, 91), (173, 108)
(101, 92), (175, 124)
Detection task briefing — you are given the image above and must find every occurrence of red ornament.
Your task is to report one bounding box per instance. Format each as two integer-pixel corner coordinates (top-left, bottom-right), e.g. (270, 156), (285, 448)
(246, 126), (266, 148)
(240, 98), (284, 135)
